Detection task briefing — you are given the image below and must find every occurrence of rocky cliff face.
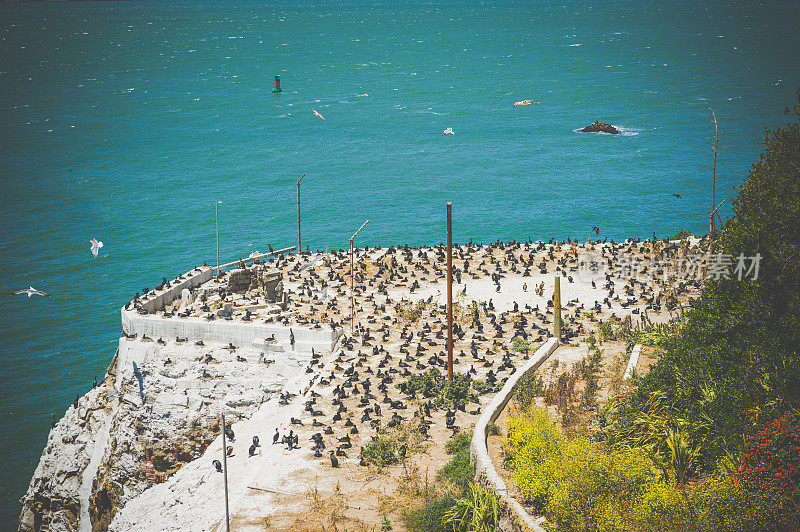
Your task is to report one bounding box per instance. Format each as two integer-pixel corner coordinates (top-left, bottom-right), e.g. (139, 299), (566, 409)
(19, 333), (307, 531)
(18, 353), (118, 531)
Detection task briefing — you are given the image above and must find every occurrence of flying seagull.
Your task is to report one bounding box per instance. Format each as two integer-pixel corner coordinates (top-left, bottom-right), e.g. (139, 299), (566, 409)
(672, 194), (683, 198)
(89, 238), (103, 258)
(512, 100), (537, 108)
(312, 108), (325, 120)
(299, 254), (322, 272)
(317, 286), (328, 302)
(14, 286), (50, 298)
(443, 127), (454, 135)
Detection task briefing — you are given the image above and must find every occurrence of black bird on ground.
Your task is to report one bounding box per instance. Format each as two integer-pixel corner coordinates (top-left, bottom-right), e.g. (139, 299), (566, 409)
(329, 450), (339, 468)
(273, 429), (280, 444)
(213, 460), (223, 472)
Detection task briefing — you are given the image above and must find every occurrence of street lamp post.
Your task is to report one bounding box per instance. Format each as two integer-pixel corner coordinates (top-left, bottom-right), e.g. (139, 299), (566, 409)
(297, 173), (306, 254)
(215, 201), (222, 278)
(349, 220), (370, 334)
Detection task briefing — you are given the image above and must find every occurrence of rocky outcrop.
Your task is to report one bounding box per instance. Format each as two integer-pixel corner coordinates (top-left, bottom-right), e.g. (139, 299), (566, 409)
(580, 120), (619, 134)
(18, 353), (119, 532)
(20, 327), (312, 531)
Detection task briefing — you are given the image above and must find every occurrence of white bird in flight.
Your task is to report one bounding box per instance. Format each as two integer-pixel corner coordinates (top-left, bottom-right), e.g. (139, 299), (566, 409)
(512, 100), (537, 108)
(312, 108), (325, 120)
(14, 286), (50, 298)
(443, 127), (454, 135)
(299, 254), (322, 272)
(90, 238), (104, 258)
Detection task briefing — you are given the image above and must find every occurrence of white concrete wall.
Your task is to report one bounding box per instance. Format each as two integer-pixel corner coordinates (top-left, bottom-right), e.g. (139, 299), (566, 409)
(121, 311), (341, 353)
(470, 337), (559, 532)
(134, 266), (214, 313)
(624, 344), (642, 380)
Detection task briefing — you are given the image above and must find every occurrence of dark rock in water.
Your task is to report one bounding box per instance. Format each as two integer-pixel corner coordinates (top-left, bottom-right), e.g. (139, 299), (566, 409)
(581, 120), (619, 134)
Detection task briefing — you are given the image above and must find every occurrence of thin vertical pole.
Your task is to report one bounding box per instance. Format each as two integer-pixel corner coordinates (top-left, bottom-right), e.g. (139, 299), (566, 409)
(215, 202), (220, 278)
(297, 173), (306, 254)
(709, 108), (718, 234)
(221, 413), (230, 532)
(350, 238), (355, 334)
(348, 220), (369, 335)
(446, 202), (453, 382)
(553, 276), (562, 340)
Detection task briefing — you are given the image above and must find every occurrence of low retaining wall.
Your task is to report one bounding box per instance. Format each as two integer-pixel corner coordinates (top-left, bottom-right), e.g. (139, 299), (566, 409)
(121, 311), (342, 354)
(470, 337), (559, 532)
(624, 344), (642, 380)
(135, 266), (214, 314)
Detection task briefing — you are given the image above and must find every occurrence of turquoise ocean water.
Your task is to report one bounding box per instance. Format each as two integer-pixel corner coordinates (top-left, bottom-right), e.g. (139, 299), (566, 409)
(0, 0), (798, 524)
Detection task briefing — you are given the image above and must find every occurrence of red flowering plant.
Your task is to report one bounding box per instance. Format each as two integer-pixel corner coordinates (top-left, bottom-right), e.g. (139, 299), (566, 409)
(736, 409), (800, 527)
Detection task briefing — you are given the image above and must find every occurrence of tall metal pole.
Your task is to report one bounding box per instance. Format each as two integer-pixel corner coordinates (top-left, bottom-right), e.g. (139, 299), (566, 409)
(446, 202), (453, 382)
(215, 201), (222, 279)
(553, 275), (562, 341)
(349, 220), (370, 335)
(221, 412), (230, 532)
(350, 238), (354, 334)
(709, 108), (718, 234)
(297, 173), (306, 254)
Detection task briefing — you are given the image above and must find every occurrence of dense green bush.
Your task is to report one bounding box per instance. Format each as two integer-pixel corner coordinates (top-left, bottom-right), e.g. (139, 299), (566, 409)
(507, 409), (701, 531)
(401, 368), (475, 407)
(508, 407), (800, 531)
(439, 431), (475, 494)
(618, 90), (800, 469)
(363, 436), (398, 468)
(514, 371), (544, 409)
(405, 494), (457, 532)
(406, 431), (476, 532)
(443, 482), (499, 532)
(734, 410), (800, 528)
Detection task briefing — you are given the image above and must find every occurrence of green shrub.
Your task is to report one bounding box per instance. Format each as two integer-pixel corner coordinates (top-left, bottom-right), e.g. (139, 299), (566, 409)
(445, 430), (473, 455)
(405, 494), (456, 532)
(440, 431), (475, 495)
(363, 436), (398, 468)
(486, 423), (501, 436)
(514, 372), (544, 410)
(405, 368), (445, 398)
(511, 336), (530, 353)
(402, 369), (474, 407)
(619, 92), (800, 470)
(733, 410), (800, 529)
(631, 481), (692, 531)
(507, 409), (696, 531)
(443, 482), (498, 532)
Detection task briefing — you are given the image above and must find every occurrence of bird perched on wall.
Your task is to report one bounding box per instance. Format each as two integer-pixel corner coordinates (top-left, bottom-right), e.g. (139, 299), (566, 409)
(89, 238), (104, 258)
